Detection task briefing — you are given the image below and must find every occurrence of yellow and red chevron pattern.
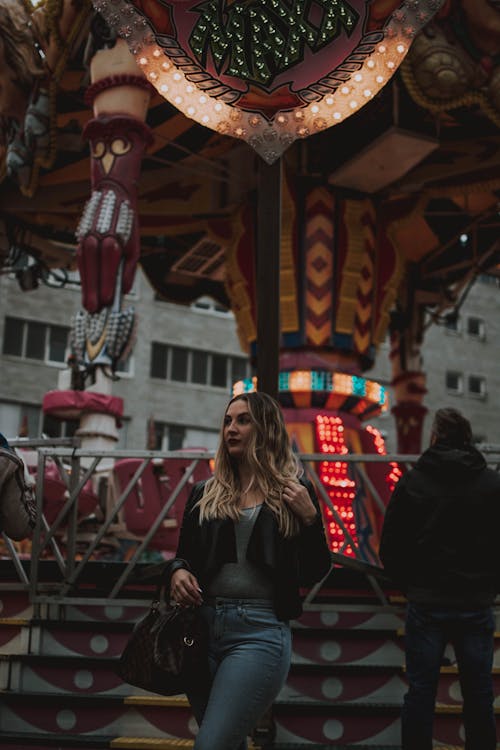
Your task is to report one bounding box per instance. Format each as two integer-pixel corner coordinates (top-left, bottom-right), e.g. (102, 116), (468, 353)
(352, 203), (377, 356)
(304, 187), (334, 347)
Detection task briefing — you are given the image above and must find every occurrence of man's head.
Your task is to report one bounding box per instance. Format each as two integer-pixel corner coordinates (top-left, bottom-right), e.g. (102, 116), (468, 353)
(430, 408), (472, 448)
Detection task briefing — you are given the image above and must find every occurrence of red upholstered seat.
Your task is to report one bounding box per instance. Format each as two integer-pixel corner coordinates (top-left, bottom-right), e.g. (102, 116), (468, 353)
(43, 461), (98, 525)
(113, 452), (212, 554)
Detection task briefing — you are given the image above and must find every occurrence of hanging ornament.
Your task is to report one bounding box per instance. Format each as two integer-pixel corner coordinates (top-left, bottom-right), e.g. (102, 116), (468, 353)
(92, 0), (446, 163)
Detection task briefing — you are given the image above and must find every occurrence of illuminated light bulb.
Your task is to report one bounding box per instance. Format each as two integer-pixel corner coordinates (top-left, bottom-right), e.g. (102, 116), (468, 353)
(354, 73), (362, 82)
(152, 49), (161, 58)
(333, 112), (342, 120)
(314, 118), (328, 130)
(174, 95), (183, 104)
(138, 56), (148, 66)
(363, 89), (372, 97)
(202, 115), (210, 123)
(294, 110), (305, 120)
(234, 127), (246, 136)
(173, 72), (182, 81)
(311, 104), (319, 114)
(376, 75), (384, 83)
(149, 72), (158, 81)
(187, 106), (195, 116)
(214, 102), (223, 112)
(367, 60), (375, 69)
(186, 85), (194, 94)
(397, 44), (406, 53)
(341, 86), (350, 95)
(387, 60), (395, 69)
(378, 44), (386, 53)
(160, 84), (169, 93)
(200, 95), (208, 105)
(161, 62), (170, 71)
(325, 96), (334, 105)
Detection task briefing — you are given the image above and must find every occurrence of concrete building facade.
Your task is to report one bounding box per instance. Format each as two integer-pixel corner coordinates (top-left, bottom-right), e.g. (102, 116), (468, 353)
(0, 270), (251, 450)
(368, 275), (500, 451)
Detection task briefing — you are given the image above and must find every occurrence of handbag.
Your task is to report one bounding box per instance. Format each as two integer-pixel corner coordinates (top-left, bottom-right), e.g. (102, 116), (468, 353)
(118, 593), (209, 695)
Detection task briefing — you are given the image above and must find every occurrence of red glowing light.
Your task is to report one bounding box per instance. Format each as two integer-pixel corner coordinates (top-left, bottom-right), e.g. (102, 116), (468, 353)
(315, 414), (358, 557)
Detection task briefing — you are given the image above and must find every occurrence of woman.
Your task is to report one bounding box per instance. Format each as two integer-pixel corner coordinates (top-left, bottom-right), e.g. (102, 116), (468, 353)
(165, 392), (331, 750)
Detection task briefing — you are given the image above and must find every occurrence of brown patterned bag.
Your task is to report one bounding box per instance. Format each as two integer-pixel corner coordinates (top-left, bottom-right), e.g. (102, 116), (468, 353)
(118, 596), (209, 695)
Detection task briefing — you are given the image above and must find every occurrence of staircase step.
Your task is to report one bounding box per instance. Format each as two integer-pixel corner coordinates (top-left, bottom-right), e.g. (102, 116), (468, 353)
(273, 698), (500, 746)
(0, 690), (192, 737)
(0, 737), (485, 750)
(0, 731), (262, 749)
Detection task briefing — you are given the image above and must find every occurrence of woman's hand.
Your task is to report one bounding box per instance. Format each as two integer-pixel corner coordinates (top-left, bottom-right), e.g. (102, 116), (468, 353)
(170, 568), (203, 607)
(282, 481), (318, 526)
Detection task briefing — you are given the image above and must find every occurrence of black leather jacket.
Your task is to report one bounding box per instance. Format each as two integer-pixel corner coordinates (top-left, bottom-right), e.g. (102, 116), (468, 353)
(165, 478), (332, 620)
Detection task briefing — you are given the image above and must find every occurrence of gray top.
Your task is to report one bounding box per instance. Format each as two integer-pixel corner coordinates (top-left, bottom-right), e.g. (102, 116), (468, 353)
(207, 504), (274, 600)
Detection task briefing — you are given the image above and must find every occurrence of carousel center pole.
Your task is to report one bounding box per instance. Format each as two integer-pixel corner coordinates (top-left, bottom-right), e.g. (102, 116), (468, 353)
(256, 156), (282, 400)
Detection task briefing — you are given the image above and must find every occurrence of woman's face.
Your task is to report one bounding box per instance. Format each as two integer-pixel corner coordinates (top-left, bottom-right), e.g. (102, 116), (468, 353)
(223, 399), (255, 461)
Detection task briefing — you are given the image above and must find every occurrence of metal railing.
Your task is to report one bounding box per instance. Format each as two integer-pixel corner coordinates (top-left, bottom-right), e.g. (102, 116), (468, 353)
(3, 442), (500, 611)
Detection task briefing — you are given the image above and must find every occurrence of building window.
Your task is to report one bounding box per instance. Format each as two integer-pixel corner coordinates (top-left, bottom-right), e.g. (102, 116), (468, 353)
(3, 317), (24, 356)
(150, 342), (168, 378)
(49, 325), (70, 362)
(149, 343), (250, 390)
(466, 317), (485, 340)
(153, 422), (186, 451)
(231, 356), (248, 383)
(444, 314), (460, 334)
(3, 317), (69, 364)
(211, 354), (227, 387)
(468, 375), (486, 398)
(0, 401), (42, 439)
(171, 346), (189, 382)
(116, 354), (134, 376)
(445, 371), (463, 394)
(42, 413), (80, 439)
(192, 350), (208, 384)
(191, 296), (232, 315)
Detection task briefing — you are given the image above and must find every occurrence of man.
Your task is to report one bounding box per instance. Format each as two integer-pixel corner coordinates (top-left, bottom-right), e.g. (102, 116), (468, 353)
(379, 407), (500, 750)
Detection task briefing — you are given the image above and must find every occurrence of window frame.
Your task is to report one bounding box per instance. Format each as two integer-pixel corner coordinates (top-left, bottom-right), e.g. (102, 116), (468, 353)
(468, 374), (487, 399)
(466, 316), (485, 341)
(445, 370), (463, 395)
(3, 317), (69, 366)
(149, 342), (250, 390)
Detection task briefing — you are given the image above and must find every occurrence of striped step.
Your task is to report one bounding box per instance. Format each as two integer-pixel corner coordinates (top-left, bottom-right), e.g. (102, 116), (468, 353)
(291, 627), (403, 666)
(273, 698), (500, 747)
(0, 741), (472, 750)
(287, 662), (500, 706)
(0, 731), (262, 749)
(0, 691), (194, 738)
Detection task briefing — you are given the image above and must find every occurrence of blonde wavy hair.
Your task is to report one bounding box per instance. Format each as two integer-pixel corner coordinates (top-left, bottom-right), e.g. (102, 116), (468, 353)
(197, 392), (302, 537)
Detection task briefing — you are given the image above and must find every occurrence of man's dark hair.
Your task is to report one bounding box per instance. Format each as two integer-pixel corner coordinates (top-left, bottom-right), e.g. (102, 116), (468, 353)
(431, 408), (472, 448)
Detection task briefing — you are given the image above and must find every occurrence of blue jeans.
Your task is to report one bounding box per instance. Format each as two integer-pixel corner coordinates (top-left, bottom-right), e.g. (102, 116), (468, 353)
(186, 598), (291, 750)
(402, 602), (496, 750)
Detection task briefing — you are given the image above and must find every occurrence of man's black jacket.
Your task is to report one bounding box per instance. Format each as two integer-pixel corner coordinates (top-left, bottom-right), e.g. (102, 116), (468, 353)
(379, 442), (500, 607)
(165, 479), (332, 620)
